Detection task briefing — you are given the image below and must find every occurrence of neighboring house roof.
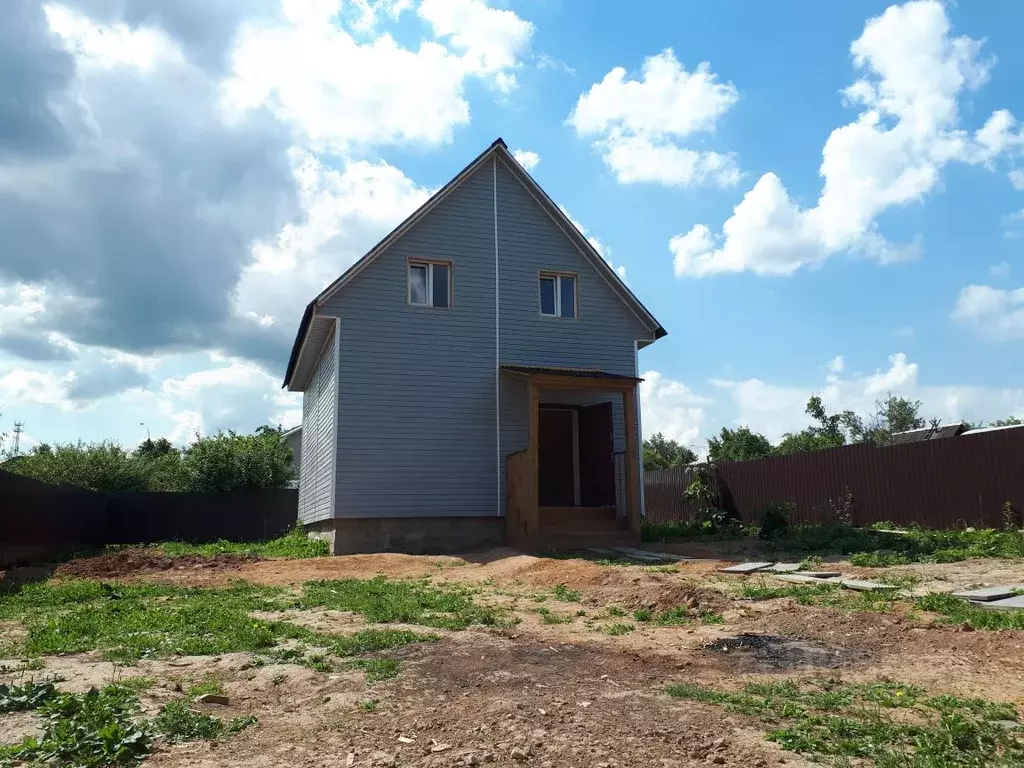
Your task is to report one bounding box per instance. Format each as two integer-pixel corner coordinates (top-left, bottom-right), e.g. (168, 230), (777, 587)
(283, 138), (666, 389)
(888, 423), (967, 444)
(961, 422), (1024, 437)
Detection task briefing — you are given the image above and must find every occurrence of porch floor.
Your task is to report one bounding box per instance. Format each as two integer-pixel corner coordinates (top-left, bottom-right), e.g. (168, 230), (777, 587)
(533, 505), (639, 550)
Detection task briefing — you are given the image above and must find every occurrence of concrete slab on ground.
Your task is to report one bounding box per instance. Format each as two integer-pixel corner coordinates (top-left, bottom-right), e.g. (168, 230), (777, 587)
(978, 595), (1024, 611)
(839, 579), (899, 592)
(798, 571), (842, 579)
(610, 547), (694, 562)
(718, 562), (774, 574)
(766, 563), (802, 573)
(951, 585), (1024, 602)
(774, 574), (840, 585)
(588, 548), (665, 563)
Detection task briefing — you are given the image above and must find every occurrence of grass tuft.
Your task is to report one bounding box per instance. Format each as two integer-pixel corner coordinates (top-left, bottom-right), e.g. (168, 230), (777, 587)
(300, 577), (502, 629)
(158, 524), (328, 559)
(666, 677), (1023, 766)
(916, 593), (1024, 631)
(346, 658), (402, 683)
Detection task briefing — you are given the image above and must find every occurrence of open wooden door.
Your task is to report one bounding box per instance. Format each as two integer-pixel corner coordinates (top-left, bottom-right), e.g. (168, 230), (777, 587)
(578, 402), (615, 507)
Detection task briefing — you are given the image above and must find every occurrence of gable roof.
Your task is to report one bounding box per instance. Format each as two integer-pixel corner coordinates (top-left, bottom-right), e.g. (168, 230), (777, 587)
(283, 138), (666, 389)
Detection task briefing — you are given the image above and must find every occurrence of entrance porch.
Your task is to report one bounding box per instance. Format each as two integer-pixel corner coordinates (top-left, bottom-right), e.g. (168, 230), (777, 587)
(503, 366), (642, 549)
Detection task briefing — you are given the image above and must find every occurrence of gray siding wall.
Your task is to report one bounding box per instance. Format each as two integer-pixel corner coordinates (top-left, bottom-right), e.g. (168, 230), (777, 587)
(495, 158), (648, 512)
(297, 327), (337, 524)
(321, 165), (498, 518)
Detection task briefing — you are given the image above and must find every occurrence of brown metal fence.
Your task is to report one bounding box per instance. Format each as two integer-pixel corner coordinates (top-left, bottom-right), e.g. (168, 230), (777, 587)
(644, 427), (1024, 529)
(0, 469), (298, 567)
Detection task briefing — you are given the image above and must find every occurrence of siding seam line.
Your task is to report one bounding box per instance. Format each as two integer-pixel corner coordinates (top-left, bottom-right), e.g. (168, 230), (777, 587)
(494, 155), (501, 518)
(330, 318), (340, 525)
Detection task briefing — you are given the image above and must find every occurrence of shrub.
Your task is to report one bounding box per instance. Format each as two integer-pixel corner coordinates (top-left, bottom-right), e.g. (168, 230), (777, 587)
(759, 503), (792, 539)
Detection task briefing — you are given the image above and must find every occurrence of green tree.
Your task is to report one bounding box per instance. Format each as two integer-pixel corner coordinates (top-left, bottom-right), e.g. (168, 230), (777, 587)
(134, 437), (176, 459)
(178, 427), (293, 492)
(850, 393), (926, 444)
(991, 417), (1023, 427)
(776, 396), (861, 455)
(10, 441), (152, 492)
(706, 426), (773, 463)
(642, 433), (697, 471)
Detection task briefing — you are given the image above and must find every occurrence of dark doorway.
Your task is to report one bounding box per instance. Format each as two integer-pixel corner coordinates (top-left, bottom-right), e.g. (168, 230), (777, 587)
(538, 408), (576, 506)
(578, 402), (615, 507)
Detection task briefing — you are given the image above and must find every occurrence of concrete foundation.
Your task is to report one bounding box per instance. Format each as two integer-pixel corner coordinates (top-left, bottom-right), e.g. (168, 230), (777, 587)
(304, 516), (505, 555)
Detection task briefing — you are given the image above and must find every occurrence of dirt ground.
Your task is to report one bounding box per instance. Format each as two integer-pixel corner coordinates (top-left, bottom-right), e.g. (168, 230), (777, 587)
(4, 547), (1024, 767)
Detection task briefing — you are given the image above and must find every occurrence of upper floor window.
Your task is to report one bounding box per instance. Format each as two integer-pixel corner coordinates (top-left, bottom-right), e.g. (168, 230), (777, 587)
(408, 260), (450, 308)
(539, 273), (576, 318)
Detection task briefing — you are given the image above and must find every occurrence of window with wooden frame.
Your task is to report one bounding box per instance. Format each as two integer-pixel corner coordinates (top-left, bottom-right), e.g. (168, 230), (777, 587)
(408, 260), (451, 308)
(539, 272), (576, 318)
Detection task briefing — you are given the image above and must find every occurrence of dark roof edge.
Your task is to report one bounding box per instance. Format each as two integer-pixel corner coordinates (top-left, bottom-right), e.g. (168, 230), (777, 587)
(284, 136), (667, 386)
(282, 300), (314, 388)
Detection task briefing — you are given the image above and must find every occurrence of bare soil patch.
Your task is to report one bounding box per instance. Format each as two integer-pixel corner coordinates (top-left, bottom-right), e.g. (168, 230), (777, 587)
(53, 549), (262, 579)
(702, 633), (860, 671)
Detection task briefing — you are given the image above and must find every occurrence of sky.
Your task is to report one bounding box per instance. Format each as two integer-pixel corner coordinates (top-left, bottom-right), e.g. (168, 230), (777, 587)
(1, 0), (1023, 456)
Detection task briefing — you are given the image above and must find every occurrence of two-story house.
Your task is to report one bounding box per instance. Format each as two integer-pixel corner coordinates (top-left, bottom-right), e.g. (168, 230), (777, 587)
(283, 139), (666, 554)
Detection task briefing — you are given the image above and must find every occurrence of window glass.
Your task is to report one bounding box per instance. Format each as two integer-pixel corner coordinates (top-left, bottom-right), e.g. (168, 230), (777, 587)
(539, 277), (556, 315)
(559, 276), (576, 318)
(431, 264), (450, 308)
(409, 264), (427, 305)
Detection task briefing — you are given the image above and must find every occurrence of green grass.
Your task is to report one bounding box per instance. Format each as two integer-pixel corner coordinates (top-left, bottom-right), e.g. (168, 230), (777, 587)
(552, 583), (582, 602)
(603, 622), (634, 636)
(0, 682), (257, 767)
(331, 628), (437, 656)
(157, 524), (328, 559)
(0, 681), (57, 713)
(153, 700), (257, 743)
(346, 658), (402, 683)
(533, 607), (571, 624)
(186, 676), (225, 699)
(0, 578), (443, 677)
(739, 580), (903, 613)
(633, 606), (724, 626)
(0, 580), (295, 662)
(916, 593), (1024, 631)
(300, 577), (503, 629)
(358, 699), (380, 712)
(643, 521), (1024, 565)
(740, 581), (842, 602)
(666, 678), (1024, 766)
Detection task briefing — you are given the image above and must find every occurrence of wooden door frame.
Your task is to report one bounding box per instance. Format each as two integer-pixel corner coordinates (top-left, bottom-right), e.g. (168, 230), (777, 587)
(508, 371), (642, 540)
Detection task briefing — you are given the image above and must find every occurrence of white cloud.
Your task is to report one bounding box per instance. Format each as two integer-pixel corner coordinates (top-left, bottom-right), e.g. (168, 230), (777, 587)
(512, 149), (540, 170)
(43, 3), (186, 71)
(568, 49), (740, 188)
(1010, 169), (1024, 190)
(827, 355), (845, 374)
(990, 261), (1012, 279)
(671, 0), (1021, 277)
(233, 149), (432, 343)
(712, 352), (1024, 443)
(0, 369), (76, 410)
(639, 370), (710, 448)
(952, 284), (1024, 340)
(160, 357), (301, 440)
(417, 0), (533, 93)
(221, 0), (533, 153)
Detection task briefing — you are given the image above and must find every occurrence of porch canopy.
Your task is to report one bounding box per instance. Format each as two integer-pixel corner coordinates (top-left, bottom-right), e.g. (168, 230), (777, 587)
(500, 366), (643, 546)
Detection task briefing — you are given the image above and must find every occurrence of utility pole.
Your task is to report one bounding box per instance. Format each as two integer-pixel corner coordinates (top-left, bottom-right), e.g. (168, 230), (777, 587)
(12, 422), (24, 456)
